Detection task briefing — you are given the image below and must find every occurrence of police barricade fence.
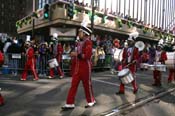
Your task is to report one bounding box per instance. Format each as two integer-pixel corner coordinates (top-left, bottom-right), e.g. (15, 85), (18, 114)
(0, 53), (113, 75)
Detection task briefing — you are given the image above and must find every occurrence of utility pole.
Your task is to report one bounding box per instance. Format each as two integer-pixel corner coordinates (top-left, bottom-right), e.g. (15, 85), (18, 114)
(32, 0), (35, 38)
(162, 0), (165, 29)
(91, 0), (95, 33)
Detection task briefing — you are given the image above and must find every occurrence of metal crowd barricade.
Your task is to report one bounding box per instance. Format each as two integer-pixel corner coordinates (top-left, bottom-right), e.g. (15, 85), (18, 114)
(0, 53), (113, 75)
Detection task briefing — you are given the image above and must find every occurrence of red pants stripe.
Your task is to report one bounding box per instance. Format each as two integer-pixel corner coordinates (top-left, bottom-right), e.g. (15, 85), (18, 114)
(0, 93), (4, 106)
(66, 66), (95, 104)
(153, 70), (161, 84)
(22, 61), (38, 80)
(168, 69), (175, 82)
(49, 66), (64, 77)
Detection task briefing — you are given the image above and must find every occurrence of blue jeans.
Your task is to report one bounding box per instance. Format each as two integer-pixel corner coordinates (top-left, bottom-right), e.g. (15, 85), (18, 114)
(10, 59), (18, 74)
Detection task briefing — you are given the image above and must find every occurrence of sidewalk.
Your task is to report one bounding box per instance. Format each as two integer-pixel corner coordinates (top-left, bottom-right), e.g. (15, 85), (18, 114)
(0, 70), (174, 116)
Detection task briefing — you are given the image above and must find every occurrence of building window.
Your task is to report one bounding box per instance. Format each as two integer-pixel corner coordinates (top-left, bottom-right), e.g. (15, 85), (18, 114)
(39, 0), (49, 9)
(1, 20), (4, 24)
(1, 4), (4, 8)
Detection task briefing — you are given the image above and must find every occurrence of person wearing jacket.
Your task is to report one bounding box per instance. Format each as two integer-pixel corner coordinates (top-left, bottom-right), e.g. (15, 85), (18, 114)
(7, 38), (21, 76)
(21, 41), (39, 81)
(152, 44), (167, 86)
(62, 25), (96, 110)
(167, 45), (175, 83)
(48, 42), (64, 79)
(116, 37), (139, 94)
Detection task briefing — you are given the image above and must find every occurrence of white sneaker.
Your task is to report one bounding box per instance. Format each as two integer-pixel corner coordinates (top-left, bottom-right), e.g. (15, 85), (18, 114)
(85, 101), (96, 108)
(61, 104), (75, 110)
(60, 76), (64, 79)
(48, 76), (53, 79)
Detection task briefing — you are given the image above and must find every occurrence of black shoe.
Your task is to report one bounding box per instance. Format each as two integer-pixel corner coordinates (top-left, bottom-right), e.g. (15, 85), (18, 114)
(133, 88), (138, 94)
(157, 83), (162, 86)
(85, 102), (96, 108)
(116, 91), (125, 95)
(152, 83), (158, 86)
(61, 105), (75, 110)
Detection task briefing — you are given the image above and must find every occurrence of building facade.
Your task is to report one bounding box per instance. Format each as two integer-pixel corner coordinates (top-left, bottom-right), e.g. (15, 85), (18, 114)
(0, 0), (28, 35)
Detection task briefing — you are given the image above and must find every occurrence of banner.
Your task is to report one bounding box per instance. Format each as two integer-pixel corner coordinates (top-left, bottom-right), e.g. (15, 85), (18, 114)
(50, 28), (77, 37)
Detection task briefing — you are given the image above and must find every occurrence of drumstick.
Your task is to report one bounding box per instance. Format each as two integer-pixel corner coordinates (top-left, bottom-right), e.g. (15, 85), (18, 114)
(125, 60), (137, 67)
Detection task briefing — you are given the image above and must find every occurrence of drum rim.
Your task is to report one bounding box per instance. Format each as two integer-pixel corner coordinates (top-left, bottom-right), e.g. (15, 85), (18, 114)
(118, 68), (130, 78)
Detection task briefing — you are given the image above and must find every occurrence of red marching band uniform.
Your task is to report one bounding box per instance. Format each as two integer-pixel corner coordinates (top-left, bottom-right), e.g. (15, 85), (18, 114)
(21, 42), (39, 81)
(117, 46), (139, 94)
(49, 43), (64, 78)
(0, 88), (4, 106)
(167, 46), (175, 83)
(62, 25), (95, 110)
(153, 47), (167, 86)
(0, 50), (5, 106)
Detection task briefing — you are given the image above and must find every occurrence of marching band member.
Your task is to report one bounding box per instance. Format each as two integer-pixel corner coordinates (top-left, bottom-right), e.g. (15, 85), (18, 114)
(116, 37), (139, 94)
(111, 39), (122, 73)
(0, 91), (4, 106)
(167, 45), (175, 83)
(62, 25), (95, 110)
(21, 41), (39, 81)
(70, 41), (78, 76)
(48, 42), (64, 79)
(152, 44), (167, 86)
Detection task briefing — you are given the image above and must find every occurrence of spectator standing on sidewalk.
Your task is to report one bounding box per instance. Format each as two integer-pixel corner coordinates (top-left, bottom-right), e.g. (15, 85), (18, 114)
(3, 38), (12, 65)
(38, 42), (48, 77)
(7, 37), (21, 76)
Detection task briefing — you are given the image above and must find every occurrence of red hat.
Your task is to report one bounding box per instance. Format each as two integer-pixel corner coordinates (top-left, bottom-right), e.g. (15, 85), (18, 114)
(113, 39), (120, 48)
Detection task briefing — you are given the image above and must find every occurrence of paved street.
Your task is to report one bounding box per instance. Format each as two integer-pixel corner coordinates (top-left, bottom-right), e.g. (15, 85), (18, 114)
(0, 70), (174, 116)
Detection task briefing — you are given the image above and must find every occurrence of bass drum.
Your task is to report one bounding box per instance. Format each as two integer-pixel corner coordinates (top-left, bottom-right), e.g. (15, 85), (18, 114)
(113, 48), (123, 62)
(165, 52), (175, 69)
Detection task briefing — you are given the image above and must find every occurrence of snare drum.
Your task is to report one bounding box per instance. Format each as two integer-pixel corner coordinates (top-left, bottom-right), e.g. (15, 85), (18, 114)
(117, 68), (134, 84)
(140, 63), (149, 69)
(48, 58), (59, 68)
(147, 65), (155, 71)
(155, 64), (166, 72)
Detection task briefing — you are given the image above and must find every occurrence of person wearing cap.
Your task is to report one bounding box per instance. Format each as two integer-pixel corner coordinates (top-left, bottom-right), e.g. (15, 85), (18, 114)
(62, 25), (96, 110)
(152, 44), (167, 86)
(21, 41), (39, 81)
(116, 37), (139, 94)
(167, 45), (175, 83)
(111, 39), (122, 74)
(48, 42), (64, 79)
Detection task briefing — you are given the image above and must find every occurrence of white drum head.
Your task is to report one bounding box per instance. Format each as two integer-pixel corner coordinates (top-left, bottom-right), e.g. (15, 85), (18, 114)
(118, 68), (130, 77)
